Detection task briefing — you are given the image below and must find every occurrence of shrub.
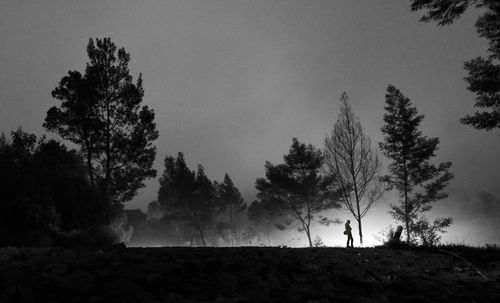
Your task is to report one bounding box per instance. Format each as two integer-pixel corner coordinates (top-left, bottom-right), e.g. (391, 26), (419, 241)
(412, 217), (452, 247)
(313, 235), (326, 248)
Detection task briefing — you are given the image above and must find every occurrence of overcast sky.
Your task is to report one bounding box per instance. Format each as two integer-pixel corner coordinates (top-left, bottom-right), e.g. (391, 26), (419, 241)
(1, 0), (499, 246)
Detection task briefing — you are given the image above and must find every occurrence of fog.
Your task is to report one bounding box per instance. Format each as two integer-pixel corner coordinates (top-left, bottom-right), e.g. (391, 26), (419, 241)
(1, 1), (499, 248)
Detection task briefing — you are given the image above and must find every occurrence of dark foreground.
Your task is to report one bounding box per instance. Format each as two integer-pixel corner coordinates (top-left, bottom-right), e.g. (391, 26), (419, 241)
(0, 246), (499, 303)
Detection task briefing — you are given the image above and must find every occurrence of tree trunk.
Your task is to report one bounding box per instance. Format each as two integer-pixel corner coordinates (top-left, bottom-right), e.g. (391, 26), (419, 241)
(405, 217), (410, 245)
(104, 100), (111, 196)
(85, 142), (95, 189)
(195, 222), (206, 247)
(305, 227), (313, 247)
(105, 133), (110, 193)
(403, 158), (410, 245)
(351, 149), (362, 246)
(404, 180), (410, 245)
(355, 193), (363, 246)
(357, 218), (363, 246)
(229, 202), (234, 247)
(190, 210), (207, 247)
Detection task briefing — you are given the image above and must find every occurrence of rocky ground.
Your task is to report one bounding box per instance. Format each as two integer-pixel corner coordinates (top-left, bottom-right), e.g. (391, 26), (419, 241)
(0, 245), (499, 303)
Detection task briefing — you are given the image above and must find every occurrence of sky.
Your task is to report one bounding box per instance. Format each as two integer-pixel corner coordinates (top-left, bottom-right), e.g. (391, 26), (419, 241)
(1, 0), (499, 247)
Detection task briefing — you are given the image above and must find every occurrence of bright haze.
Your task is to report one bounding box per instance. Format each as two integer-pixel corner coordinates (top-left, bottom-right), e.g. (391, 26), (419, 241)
(1, 0), (499, 246)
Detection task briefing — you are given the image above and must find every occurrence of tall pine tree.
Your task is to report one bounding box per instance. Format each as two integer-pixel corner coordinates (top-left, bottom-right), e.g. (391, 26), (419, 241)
(217, 174), (246, 246)
(157, 153), (216, 246)
(45, 37), (158, 207)
(379, 85), (453, 244)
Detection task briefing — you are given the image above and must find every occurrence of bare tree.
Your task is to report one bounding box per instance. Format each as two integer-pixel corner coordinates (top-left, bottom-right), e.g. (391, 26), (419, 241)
(324, 92), (383, 245)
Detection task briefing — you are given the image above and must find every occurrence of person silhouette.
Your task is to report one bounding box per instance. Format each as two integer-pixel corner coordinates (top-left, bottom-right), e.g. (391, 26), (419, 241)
(344, 220), (354, 248)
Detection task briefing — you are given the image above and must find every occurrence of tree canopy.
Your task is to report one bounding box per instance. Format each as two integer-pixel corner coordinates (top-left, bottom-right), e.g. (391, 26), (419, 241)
(410, 0), (500, 132)
(45, 37), (158, 206)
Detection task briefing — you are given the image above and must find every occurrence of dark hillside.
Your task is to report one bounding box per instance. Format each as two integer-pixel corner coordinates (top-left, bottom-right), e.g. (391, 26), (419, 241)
(0, 246), (499, 303)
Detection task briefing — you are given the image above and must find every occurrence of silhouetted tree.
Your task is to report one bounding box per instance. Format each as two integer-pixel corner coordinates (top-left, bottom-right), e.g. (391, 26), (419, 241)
(193, 165), (218, 246)
(324, 92), (383, 245)
(0, 129), (112, 246)
(379, 85), (453, 245)
(256, 138), (341, 247)
(157, 153), (217, 246)
(216, 174), (247, 246)
(410, 0), (500, 132)
(45, 37), (158, 207)
(33, 138), (114, 232)
(0, 129), (45, 245)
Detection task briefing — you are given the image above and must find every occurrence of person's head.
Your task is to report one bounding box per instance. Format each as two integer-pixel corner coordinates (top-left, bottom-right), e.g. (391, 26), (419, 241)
(346, 220), (350, 224)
